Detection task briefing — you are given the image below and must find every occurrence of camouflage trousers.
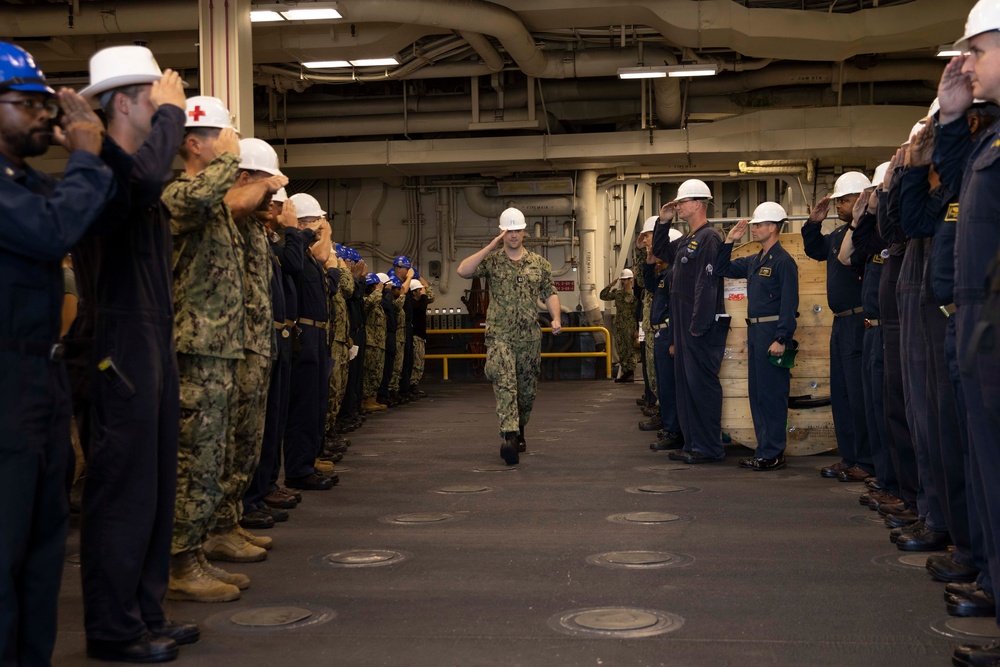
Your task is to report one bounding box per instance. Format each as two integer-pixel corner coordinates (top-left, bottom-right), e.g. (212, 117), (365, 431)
(210, 351), (270, 535)
(389, 333), (404, 392)
(412, 335), (426, 384)
(484, 337), (541, 434)
(172, 354), (238, 554)
(326, 340), (350, 435)
(614, 323), (636, 374)
(364, 345), (385, 398)
(644, 330), (656, 398)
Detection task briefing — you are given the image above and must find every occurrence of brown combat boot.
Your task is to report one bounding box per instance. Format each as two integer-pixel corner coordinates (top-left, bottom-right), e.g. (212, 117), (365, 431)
(196, 549), (250, 590)
(236, 524), (273, 551)
(362, 396), (387, 411)
(167, 550), (241, 602)
(203, 530), (268, 563)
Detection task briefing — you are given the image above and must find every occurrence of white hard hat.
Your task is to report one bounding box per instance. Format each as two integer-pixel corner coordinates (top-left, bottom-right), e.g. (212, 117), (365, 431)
(675, 179), (712, 201)
(289, 192), (325, 219)
(620, 268), (634, 280)
(184, 95), (234, 129)
(871, 161), (891, 188)
(80, 45), (162, 99)
(955, 0), (1000, 50)
(668, 228), (683, 242)
(376, 272), (392, 284)
(498, 207), (527, 231)
(238, 138), (282, 176)
(272, 187), (288, 203)
(749, 201), (788, 224)
(641, 215), (658, 234)
(409, 278), (423, 290)
(902, 120), (927, 148)
(829, 171), (871, 199)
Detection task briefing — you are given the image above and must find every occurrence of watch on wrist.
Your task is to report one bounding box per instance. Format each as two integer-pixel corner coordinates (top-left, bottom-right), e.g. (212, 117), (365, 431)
(775, 337), (786, 345)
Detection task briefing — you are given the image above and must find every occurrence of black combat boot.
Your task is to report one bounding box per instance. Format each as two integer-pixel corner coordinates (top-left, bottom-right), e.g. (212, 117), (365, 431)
(500, 432), (519, 465)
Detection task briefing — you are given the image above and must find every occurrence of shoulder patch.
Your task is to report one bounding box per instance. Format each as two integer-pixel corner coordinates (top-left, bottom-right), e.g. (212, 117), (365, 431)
(945, 202), (959, 222)
(759, 267), (772, 277)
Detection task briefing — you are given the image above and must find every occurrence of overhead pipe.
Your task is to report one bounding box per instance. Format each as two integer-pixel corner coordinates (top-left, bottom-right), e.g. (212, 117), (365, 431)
(575, 170), (605, 346)
(459, 31), (505, 72)
(462, 187), (575, 218)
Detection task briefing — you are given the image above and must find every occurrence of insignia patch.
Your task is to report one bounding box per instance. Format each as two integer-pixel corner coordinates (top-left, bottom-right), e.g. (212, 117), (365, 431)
(759, 267), (772, 277)
(945, 202), (959, 222)
(873, 253), (885, 265)
(658, 279), (665, 289)
(706, 263), (713, 275)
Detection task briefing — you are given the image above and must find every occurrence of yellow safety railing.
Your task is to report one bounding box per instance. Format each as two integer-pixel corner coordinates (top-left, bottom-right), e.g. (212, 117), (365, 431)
(425, 326), (612, 381)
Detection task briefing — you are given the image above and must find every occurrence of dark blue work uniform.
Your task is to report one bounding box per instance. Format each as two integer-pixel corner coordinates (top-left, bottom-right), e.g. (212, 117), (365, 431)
(285, 234), (331, 481)
(802, 219), (873, 474)
(715, 239), (798, 460)
(899, 166), (984, 576)
(660, 223), (729, 459)
(378, 291), (398, 404)
(72, 106), (185, 644)
(850, 210), (898, 497)
(935, 112), (1000, 612)
(0, 148), (114, 666)
(247, 226), (304, 509)
(641, 258), (679, 436)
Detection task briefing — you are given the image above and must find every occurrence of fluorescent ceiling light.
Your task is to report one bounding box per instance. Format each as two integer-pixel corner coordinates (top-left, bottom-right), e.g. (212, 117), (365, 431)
(250, 10), (284, 22)
(617, 63), (719, 80)
(617, 67), (667, 79)
(349, 57), (399, 67)
(302, 60), (351, 68)
(283, 8), (341, 20)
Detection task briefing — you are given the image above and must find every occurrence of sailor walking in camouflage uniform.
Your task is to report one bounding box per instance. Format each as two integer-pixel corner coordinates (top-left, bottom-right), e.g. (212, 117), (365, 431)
(162, 96), (247, 603)
(601, 269), (638, 382)
(457, 207), (562, 465)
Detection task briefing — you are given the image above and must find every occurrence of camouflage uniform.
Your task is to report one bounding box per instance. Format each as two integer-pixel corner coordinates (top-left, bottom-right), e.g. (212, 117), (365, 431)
(412, 286), (434, 384)
(473, 249), (556, 434)
(326, 267), (354, 436)
(211, 213), (273, 536)
(163, 153), (245, 555)
(363, 289), (386, 397)
(635, 245), (655, 396)
(389, 293), (405, 392)
(599, 282), (638, 375)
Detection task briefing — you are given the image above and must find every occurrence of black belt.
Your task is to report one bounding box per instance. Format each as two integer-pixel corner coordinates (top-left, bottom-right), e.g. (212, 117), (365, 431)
(0, 336), (65, 361)
(746, 315), (779, 325)
(834, 306), (863, 318)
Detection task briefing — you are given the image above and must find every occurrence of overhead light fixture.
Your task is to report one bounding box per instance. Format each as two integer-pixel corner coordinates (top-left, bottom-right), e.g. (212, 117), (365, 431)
(349, 57), (399, 67)
(302, 60), (351, 68)
(937, 45), (963, 57)
(617, 63), (720, 80)
(250, 2), (341, 22)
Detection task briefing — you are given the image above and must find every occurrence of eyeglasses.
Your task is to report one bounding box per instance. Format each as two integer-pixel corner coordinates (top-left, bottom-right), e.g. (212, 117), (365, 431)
(0, 98), (60, 117)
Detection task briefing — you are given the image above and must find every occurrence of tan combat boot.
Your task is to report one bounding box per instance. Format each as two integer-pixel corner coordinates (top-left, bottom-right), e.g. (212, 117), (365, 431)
(167, 550), (241, 602)
(196, 549), (250, 590)
(363, 396), (387, 411)
(203, 530), (268, 563)
(236, 524), (273, 551)
(314, 458), (336, 474)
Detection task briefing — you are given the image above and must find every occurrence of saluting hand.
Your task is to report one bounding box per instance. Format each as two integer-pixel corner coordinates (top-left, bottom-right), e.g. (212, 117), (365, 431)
(807, 196), (831, 224)
(659, 201), (677, 221)
(938, 56), (973, 124)
(851, 188), (872, 225)
(53, 120), (104, 155)
(883, 147), (905, 192)
(264, 173), (289, 194)
(150, 69), (187, 111)
(907, 123), (935, 168)
(215, 127), (241, 158)
(57, 88), (102, 127)
(489, 230), (506, 251)
(727, 219), (748, 243)
(278, 196), (298, 228)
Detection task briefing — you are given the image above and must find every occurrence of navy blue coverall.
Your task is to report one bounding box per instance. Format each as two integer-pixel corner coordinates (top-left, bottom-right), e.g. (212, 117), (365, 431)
(802, 219), (873, 474)
(0, 147), (114, 666)
(72, 105), (186, 644)
(714, 240), (799, 460)
(378, 291), (398, 403)
(935, 113), (1000, 612)
(642, 258), (679, 436)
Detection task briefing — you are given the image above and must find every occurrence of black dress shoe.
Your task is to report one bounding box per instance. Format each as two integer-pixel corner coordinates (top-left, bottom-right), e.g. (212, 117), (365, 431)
(738, 457), (755, 469)
(947, 589), (996, 618)
(928, 554), (980, 583)
(638, 417), (663, 431)
(285, 473), (334, 491)
(897, 526), (952, 552)
(837, 466), (872, 483)
(884, 510), (921, 529)
(500, 435), (519, 465)
(676, 450), (725, 464)
(260, 505), (290, 523)
(635, 397), (648, 406)
(890, 520), (924, 544)
(865, 478), (885, 491)
(87, 633), (178, 663)
(239, 510), (275, 530)
(650, 433), (683, 451)
(946, 582), (983, 598)
(316, 471), (340, 486)
(147, 620), (200, 646)
(752, 456), (786, 471)
(820, 460), (849, 478)
(953, 639), (1000, 667)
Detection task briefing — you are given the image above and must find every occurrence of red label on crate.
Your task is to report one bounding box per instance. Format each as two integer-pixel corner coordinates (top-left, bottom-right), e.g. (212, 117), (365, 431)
(553, 280), (575, 291)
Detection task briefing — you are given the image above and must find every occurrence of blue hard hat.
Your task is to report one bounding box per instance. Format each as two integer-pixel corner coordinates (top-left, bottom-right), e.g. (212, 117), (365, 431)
(334, 243), (345, 259)
(389, 276), (402, 288)
(387, 268), (396, 278)
(0, 42), (54, 95)
(349, 248), (361, 263)
(365, 272), (379, 286)
(393, 255), (412, 269)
